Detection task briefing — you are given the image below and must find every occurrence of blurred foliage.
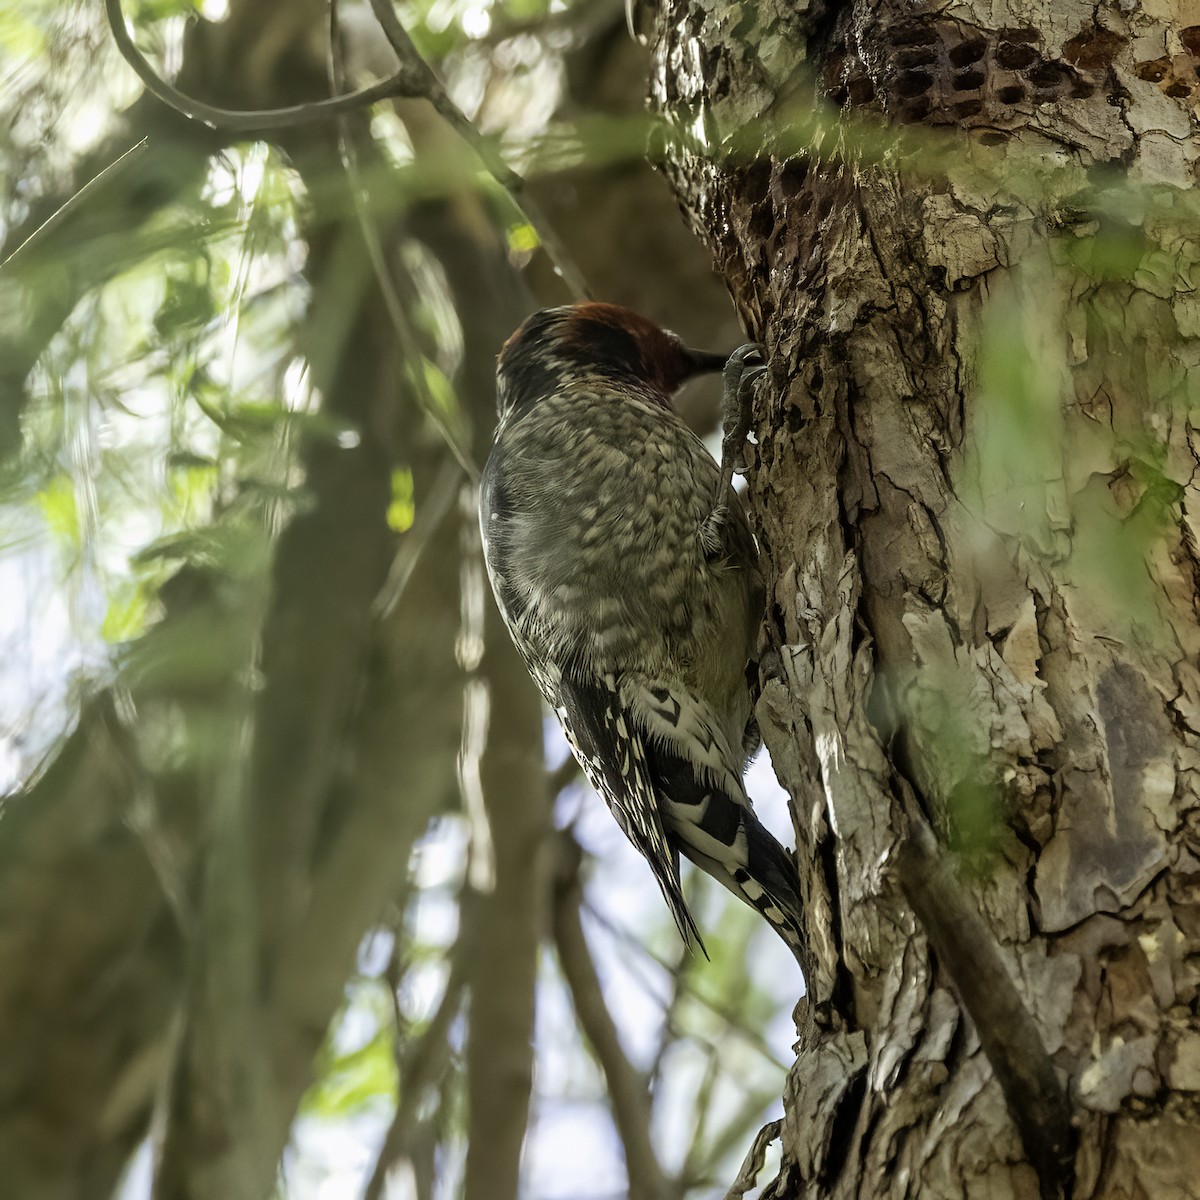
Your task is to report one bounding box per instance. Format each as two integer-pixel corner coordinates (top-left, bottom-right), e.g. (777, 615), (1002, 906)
(303, 977), (400, 1120)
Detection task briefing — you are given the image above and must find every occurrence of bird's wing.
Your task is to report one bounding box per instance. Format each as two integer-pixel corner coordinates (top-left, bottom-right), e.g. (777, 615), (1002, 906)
(622, 676), (747, 800)
(557, 668), (705, 953)
(625, 675), (808, 964)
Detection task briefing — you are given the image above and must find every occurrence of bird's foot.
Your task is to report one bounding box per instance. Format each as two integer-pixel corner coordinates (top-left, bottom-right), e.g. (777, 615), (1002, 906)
(702, 344), (767, 558)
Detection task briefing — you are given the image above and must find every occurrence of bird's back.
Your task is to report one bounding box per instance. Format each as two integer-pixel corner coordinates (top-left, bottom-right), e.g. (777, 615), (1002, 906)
(481, 376), (759, 750)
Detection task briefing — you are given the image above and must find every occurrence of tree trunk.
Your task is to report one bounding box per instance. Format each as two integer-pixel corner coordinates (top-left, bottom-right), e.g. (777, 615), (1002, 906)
(652, 2), (1200, 1196)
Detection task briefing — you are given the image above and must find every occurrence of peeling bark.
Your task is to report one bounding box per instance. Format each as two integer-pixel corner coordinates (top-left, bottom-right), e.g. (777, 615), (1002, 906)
(652, 1), (1200, 1196)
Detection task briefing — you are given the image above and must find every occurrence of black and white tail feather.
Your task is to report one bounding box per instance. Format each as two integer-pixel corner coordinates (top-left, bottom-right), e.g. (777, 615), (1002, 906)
(557, 669), (705, 950)
(550, 662), (807, 964)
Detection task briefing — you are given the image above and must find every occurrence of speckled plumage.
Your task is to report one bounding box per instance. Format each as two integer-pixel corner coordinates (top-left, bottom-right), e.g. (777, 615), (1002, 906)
(480, 303), (806, 963)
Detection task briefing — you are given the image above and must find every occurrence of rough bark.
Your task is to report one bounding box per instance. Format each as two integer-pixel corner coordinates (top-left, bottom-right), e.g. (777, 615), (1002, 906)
(651, 1), (1200, 1197)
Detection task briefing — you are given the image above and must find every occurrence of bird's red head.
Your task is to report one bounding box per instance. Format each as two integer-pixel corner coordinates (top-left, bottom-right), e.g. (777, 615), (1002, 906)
(495, 302), (727, 421)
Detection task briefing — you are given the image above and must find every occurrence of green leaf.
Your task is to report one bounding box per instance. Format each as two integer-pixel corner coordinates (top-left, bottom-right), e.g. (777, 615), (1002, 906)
(507, 223), (540, 254)
(101, 582), (153, 643)
(302, 1024), (399, 1119)
(34, 476), (80, 551)
(387, 468), (415, 534)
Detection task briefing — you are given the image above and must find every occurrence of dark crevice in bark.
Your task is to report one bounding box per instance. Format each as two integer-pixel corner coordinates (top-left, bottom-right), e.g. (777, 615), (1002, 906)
(817, 827), (857, 1023)
(942, 1002), (967, 1078)
(818, 1066), (868, 1190)
(805, 0), (856, 76)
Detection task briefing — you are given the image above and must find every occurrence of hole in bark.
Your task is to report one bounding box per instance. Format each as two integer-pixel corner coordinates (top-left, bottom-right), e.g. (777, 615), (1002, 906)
(895, 45), (937, 67)
(747, 203), (773, 241)
(1181, 26), (1200, 56)
(978, 130), (1008, 145)
(822, 48), (847, 84)
(950, 38), (988, 66)
(817, 193), (835, 222)
(1071, 79), (1096, 98)
(778, 158), (808, 196)
(954, 69), (987, 90)
(1134, 57), (1170, 82)
(953, 97), (984, 117)
(1062, 27), (1126, 69)
(847, 76), (876, 104)
(903, 96), (933, 120)
(999, 25), (1040, 42)
(997, 84), (1025, 103)
(1027, 62), (1072, 87)
(895, 69), (934, 96)
(741, 160), (771, 204)
(1166, 80), (1193, 97)
(892, 23), (939, 47)
(996, 43), (1038, 69)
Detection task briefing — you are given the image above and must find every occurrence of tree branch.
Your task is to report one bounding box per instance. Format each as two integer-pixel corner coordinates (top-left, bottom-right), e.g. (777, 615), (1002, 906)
(894, 798), (1074, 1200)
(363, 951), (468, 1200)
(460, 543), (549, 1200)
(104, 0), (428, 131)
(105, 0), (588, 297)
(0, 137), (148, 271)
(553, 834), (671, 1200)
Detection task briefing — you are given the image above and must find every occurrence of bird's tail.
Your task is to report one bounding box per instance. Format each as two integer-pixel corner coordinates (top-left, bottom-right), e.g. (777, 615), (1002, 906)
(643, 737), (809, 967)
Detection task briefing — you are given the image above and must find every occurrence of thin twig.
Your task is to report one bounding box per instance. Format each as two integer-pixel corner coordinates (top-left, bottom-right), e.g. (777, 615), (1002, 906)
(326, 5), (479, 481)
(366, 0), (588, 298)
(553, 833), (670, 1200)
(362, 956), (468, 1200)
(373, 457), (465, 619)
(679, 1035), (723, 1187)
(584, 898), (789, 1070)
(1, 138), (149, 272)
(104, 0), (426, 131)
(648, 941), (691, 1090)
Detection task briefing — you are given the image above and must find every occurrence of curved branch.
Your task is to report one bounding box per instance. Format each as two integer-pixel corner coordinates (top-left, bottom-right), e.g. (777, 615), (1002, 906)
(106, 0), (589, 296)
(104, 0), (426, 131)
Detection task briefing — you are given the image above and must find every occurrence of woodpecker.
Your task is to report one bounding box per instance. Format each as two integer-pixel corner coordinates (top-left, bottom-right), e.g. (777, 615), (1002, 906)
(479, 302), (807, 968)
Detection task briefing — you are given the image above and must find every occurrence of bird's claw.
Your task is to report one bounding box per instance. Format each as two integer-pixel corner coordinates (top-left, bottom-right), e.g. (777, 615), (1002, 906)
(722, 342), (768, 399)
(703, 343), (769, 560)
(718, 342), (767, 482)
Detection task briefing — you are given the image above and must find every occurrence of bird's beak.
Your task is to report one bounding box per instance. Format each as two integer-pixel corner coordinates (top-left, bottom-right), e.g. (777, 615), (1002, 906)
(683, 346), (732, 377)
